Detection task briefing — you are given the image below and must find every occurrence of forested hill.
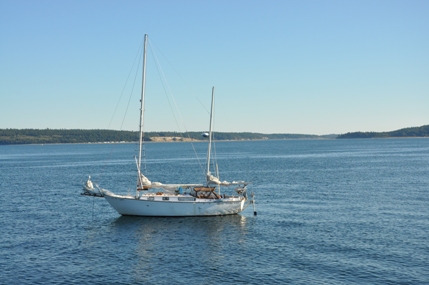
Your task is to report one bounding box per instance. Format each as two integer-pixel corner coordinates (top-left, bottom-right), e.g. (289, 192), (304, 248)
(2, 125), (427, 144)
(337, 125), (429, 139)
(0, 129), (332, 145)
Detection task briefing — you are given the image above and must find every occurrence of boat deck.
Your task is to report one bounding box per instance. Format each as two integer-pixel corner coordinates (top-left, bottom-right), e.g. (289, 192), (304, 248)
(107, 192), (243, 203)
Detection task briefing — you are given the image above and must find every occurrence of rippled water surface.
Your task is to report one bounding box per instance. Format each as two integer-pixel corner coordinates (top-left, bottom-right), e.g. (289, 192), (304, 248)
(1, 139), (428, 284)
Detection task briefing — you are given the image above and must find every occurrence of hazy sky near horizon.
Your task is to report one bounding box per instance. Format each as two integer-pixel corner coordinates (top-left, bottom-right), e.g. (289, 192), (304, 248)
(1, 0), (428, 135)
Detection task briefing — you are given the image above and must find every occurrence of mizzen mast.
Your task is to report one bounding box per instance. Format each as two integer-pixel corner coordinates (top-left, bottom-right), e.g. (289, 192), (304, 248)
(206, 87), (215, 181)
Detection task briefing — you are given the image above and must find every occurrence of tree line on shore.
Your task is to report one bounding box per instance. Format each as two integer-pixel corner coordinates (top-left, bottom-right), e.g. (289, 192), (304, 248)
(0, 129), (326, 145)
(0, 125), (427, 144)
(337, 125), (429, 139)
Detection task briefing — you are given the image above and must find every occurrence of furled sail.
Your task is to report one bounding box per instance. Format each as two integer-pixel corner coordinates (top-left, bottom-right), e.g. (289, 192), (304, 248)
(139, 173), (201, 192)
(139, 173), (162, 187)
(207, 173), (249, 186)
(84, 176), (94, 190)
(207, 173), (231, 186)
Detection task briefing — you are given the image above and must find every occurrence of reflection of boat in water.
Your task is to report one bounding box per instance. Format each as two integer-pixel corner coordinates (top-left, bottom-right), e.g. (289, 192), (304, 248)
(108, 214), (251, 278)
(110, 214), (249, 236)
(82, 34), (256, 217)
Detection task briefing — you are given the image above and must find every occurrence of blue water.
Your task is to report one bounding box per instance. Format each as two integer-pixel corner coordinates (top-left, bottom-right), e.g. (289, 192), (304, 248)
(1, 139), (428, 284)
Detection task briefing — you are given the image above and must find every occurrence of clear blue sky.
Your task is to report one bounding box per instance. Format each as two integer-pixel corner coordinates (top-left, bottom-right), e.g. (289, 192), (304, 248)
(1, 0), (428, 135)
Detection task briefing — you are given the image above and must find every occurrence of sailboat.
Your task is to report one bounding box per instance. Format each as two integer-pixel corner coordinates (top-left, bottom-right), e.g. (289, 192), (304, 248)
(86, 34), (255, 217)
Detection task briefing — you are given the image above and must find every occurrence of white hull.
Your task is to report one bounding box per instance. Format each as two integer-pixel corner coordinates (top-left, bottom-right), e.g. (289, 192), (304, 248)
(103, 191), (247, 217)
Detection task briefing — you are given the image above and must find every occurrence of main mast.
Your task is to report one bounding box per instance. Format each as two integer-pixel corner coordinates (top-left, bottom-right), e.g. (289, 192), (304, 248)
(137, 34), (148, 188)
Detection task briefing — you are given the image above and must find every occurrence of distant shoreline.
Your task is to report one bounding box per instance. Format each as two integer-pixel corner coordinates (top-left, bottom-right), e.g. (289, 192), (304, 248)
(0, 125), (428, 145)
(0, 129), (334, 145)
(3, 137), (429, 147)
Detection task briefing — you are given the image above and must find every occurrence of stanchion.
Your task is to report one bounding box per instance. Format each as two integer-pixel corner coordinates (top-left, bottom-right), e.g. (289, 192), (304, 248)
(251, 192), (257, 216)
